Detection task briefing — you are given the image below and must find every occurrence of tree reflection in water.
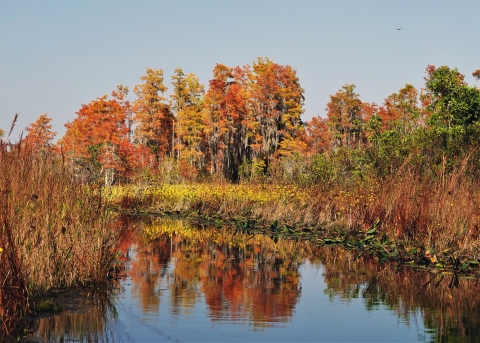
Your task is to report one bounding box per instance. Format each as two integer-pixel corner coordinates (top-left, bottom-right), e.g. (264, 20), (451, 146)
(316, 247), (480, 341)
(119, 216), (306, 327)
(120, 216), (479, 340)
(22, 287), (121, 343)
(23, 216), (479, 342)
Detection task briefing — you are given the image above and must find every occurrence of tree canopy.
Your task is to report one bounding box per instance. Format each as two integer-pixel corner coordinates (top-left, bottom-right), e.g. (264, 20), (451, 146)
(18, 61), (478, 184)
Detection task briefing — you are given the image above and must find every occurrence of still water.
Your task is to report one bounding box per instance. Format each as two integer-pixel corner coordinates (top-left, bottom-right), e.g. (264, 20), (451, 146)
(26, 217), (480, 342)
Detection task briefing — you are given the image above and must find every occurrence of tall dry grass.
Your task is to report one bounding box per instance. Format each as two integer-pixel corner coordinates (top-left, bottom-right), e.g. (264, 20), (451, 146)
(112, 154), (480, 261)
(349, 153), (480, 259)
(0, 141), (118, 337)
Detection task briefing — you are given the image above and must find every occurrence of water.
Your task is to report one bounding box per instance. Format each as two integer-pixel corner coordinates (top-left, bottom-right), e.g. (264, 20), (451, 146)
(23, 217), (480, 342)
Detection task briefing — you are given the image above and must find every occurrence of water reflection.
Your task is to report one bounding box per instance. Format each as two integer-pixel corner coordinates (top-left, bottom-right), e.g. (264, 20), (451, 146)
(22, 216), (480, 342)
(316, 247), (480, 341)
(120, 217), (304, 327)
(20, 287), (120, 343)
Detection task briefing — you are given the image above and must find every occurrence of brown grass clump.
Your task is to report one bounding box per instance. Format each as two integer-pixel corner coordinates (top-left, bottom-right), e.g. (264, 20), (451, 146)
(0, 141), (118, 338)
(341, 154), (480, 260)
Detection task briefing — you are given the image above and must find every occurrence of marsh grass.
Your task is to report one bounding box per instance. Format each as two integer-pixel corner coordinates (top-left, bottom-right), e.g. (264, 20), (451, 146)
(351, 154), (480, 260)
(0, 141), (118, 338)
(111, 153), (480, 262)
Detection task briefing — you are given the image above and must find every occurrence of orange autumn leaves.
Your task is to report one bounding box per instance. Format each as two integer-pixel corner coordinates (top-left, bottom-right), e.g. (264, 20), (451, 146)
(55, 57), (307, 183)
(59, 86), (135, 182)
(119, 219), (302, 325)
(19, 61), (464, 184)
(23, 113), (57, 150)
(202, 58), (306, 180)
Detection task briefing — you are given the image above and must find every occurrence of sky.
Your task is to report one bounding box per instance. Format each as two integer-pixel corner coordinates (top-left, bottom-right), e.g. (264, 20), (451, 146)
(1, 1), (479, 141)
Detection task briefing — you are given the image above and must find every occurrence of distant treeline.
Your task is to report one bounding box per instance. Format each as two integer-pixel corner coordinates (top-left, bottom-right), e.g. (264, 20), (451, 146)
(3, 59), (480, 184)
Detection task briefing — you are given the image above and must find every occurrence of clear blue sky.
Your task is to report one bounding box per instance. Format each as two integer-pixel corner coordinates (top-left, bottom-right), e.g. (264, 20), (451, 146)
(1, 1), (478, 140)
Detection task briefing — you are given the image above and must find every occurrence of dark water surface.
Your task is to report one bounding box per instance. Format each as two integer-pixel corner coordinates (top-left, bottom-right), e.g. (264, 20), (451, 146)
(24, 217), (480, 342)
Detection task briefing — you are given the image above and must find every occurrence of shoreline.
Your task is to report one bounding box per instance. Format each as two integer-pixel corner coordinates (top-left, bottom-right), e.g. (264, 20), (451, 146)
(112, 207), (480, 278)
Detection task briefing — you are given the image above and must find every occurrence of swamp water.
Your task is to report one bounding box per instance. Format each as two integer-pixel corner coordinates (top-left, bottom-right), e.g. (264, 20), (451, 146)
(22, 217), (480, 342)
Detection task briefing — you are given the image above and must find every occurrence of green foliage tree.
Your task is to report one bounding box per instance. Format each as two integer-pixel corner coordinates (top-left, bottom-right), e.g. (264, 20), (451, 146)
(362, 85), (423, 175)
(423, 65), (480, 151)
(384, 84), (423, 135)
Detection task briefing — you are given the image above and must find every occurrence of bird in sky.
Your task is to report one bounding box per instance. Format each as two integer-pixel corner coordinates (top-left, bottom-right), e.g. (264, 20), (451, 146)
(396, 27), (403, 30)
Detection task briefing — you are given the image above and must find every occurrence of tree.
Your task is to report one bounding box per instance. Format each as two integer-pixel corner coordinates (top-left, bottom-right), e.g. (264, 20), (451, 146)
(305, 116), (330, 154)
(201, 58), (306, 181)
(170, 68), (206, 175)
(203, 63), (233, 177)
(423, 65), (480, 149)
(326, 84), (364, 149)
(383, 84), (423, 135)
(204, 63), (256, 180)
(59, 87), (133, 184)
(133, 68), (174, 162)
(23, 114), (57, 151)
(473, 69), (480, 81)
(361, 102), (384, 141)
(249, 57), (305, 164)
(112, 84), (133, 141)
(220, 65), (251, 180)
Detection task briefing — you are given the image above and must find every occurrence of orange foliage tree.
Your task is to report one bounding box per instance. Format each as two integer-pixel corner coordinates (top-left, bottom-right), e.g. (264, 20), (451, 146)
(203, 63), (254, 180)
(383, 84), (423, 135)
(305, 116), (330, 154)
(473, 69), (480, 81)
(133, 68), (174, 164)
(203, 64), (235, 177)
(326, 84), (364, 149)
(59, 86), (133, 185)
(250, 58), (305, 161)
(202, 58), (305, 180)
(23, 114), (57, 151)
